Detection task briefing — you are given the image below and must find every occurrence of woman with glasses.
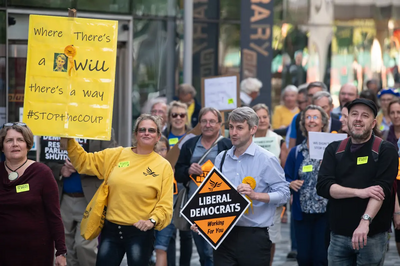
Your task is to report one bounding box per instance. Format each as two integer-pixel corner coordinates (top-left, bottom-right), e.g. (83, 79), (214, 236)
(66, 114), (174, 266)
(284, 106), (329, 266)
(163, 101), (190, 147)
(0, 122), (67, 266)
(252, 103), (288, 266)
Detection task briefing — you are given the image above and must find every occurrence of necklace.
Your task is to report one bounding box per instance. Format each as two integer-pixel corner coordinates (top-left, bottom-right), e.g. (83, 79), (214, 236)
(5, 159), (28, 181)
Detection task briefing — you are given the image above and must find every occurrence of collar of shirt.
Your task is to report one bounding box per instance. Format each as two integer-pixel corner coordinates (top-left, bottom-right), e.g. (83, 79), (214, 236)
(240, 92), (252, 106)
(227, 141), (257, 159)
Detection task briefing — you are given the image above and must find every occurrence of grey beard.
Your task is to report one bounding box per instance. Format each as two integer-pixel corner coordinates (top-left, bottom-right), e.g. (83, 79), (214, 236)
(350, 129), (371, 142)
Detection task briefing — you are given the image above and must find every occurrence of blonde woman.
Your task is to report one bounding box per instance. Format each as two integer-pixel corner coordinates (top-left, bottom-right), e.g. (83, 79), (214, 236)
(67, 114), (174, 266)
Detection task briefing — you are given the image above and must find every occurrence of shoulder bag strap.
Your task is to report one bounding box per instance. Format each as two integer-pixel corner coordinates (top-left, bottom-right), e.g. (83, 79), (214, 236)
(197, 135), (224, 165)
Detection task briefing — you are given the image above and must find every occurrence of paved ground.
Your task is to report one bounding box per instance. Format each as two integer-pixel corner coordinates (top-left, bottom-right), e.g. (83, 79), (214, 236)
(121, 213), (400, 266)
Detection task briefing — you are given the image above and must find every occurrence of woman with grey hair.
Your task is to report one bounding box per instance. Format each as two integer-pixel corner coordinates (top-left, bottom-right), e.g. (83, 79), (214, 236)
(66, 114), (174, 266)
(284, 105), (329, 266)
(272, 85), (299, 129)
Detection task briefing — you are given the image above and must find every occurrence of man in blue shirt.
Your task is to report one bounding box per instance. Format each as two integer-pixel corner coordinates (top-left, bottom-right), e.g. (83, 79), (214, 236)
(193, 107), (290, 265)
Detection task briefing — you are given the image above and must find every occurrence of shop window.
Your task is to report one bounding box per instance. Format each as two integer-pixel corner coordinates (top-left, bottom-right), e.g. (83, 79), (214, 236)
(132, 19), (177, 118)
(133, 0), (177, 17)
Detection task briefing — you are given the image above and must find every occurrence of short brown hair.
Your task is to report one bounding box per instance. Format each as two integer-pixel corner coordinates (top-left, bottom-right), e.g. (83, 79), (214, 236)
(0, 124), (34, 151)
(388, 99), (400, 115)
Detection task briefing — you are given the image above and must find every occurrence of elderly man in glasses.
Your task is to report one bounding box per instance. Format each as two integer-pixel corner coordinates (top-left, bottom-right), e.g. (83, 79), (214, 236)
(175, 107), (232, 266)
(151, 100), (168, 131)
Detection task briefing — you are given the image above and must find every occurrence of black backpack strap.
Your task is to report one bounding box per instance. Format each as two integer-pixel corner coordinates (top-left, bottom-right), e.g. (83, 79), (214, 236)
(335, 137), (350, 162)
(219, 150), (228, 172)
(371, 136), (383, 163)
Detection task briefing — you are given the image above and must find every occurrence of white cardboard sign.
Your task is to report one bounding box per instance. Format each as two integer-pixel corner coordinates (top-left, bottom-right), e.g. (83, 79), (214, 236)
(309, 132), (347, 160)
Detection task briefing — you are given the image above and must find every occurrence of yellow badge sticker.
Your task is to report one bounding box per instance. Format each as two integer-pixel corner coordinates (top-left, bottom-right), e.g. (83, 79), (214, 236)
(357, 156), (368, 165)
(169, 138), (179, 146)
(118, 161), (130, 168)
(302, 165), (313, 172)
(16, 184), (30, 193)
(228, 98), (234, 104)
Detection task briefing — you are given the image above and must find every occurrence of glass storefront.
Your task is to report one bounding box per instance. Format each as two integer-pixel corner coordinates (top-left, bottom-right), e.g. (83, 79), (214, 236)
(0, 10), (5, 125)
(2, 0), (400, 123)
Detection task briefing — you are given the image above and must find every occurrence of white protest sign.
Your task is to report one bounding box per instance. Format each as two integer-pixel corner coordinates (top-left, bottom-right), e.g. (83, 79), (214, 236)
(309, 132), (347, 160)
(253, 137), (280, 158)
(202, 75), (239, 111)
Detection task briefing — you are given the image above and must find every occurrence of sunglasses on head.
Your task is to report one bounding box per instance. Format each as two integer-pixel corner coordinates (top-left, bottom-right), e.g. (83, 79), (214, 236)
(137, 127), (158, 134)
(2, 122), (27, 129)
(171, 113), (186, 119)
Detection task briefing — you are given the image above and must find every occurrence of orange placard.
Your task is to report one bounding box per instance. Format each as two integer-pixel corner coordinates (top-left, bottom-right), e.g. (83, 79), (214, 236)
(180, 167), (250, 249)
(190, 160), (215, 186)
(397, 158), (400, 180)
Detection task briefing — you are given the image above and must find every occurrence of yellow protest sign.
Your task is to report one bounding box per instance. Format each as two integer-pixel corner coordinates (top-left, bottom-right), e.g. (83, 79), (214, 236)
(23, 15), (118, 140)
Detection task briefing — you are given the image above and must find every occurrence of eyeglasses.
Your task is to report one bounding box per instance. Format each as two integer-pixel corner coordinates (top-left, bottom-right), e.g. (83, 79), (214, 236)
(2, 122), (27, 129)
(137, 127), (158, 134)
(151, 109), (165, 115)
(297, 100), (307, 105)
(171, 113), (186, 119)
(156, 148), (168, 153)
(200, 119), (218, 126)
(306, 115), (320, 121)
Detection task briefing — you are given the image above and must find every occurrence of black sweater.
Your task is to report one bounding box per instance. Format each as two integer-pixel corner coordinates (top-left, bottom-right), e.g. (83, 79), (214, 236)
(317, 136), (398, 237)
(175, 135), (232, 184)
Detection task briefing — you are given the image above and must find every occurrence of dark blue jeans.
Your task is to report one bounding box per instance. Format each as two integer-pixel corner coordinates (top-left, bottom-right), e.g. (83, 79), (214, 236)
(192, 230), (214, 266)
(293, 212), (328, 266)
(328, 232), (388, 266)
(96, 220), (154, 266)
(167, 229), (193, 266)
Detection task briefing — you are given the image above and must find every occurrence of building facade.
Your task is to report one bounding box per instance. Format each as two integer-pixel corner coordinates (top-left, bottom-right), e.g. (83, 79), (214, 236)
(0, 0), (399, 146)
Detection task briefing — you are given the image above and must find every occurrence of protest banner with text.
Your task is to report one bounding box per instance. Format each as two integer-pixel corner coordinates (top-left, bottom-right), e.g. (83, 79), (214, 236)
(309, 132), (347, 160)
(181, 167), (250, 249)
(23, 15), (118, 140)
(40, 136), (89, 163)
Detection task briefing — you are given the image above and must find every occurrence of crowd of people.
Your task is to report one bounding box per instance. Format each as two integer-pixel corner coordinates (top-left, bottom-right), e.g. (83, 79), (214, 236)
(1, 79), (400, 266)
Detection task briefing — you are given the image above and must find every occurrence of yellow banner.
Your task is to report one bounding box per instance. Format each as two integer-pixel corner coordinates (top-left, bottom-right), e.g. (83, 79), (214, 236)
(23, 15), (118, 140)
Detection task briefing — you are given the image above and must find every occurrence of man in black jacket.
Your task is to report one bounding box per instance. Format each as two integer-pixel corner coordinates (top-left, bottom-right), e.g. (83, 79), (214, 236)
(175, 107), (232, 266)
(317, 99), (398, 265)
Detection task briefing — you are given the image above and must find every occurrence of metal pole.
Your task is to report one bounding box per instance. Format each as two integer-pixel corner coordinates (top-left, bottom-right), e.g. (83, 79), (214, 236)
(165, 0), (176, 102)
(183, 0), (193, 85)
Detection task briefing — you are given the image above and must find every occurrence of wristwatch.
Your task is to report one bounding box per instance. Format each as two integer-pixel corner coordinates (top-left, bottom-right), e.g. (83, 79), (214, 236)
(59, 253), (67, 258)
(149, 218), (156, 226)
(361, 214), (372, 224)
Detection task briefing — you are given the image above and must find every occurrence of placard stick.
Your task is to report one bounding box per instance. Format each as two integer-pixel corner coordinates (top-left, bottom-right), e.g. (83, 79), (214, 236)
(220, 111), (226, 137)
(60, 8), (77, 150)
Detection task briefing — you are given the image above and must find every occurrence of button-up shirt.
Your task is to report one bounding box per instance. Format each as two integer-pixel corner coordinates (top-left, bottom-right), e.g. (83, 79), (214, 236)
(214, 142), (290, 227)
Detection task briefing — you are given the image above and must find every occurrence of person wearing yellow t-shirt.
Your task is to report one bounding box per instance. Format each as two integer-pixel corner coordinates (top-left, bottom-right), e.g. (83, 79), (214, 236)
(272, 85), (299, 129)
(66, 114), (173, 266)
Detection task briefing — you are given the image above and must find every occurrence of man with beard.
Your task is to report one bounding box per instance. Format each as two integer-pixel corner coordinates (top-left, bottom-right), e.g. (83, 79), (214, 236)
(317, 99), (398, 265)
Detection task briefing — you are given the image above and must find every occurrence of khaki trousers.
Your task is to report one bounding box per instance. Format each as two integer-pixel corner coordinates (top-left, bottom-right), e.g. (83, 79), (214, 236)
(60, 195), (98, 266)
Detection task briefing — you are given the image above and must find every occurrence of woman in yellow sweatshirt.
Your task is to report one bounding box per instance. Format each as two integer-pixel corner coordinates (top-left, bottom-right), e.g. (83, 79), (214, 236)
(67, 114), (174, 266)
